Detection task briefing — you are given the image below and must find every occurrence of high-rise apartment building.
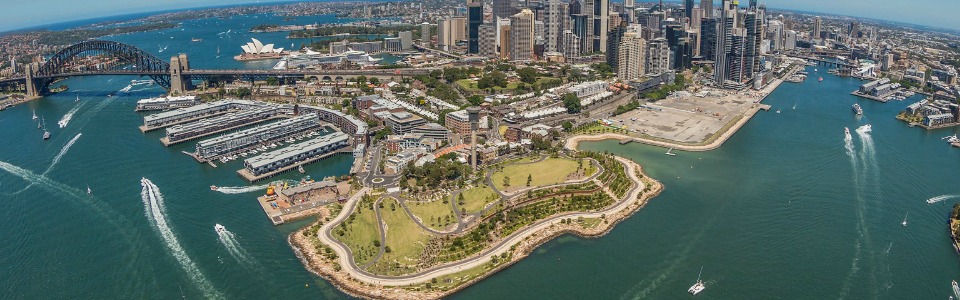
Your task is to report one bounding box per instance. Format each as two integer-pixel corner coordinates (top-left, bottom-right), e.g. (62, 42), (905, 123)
(479, 24), (498, 57)
(618, 31), (646, 81)
(562, 30), (581, 59)
(439, 17), (467, 51)
(646, 37), (671, 75)
(701, 0), (713, 19)
(421, 22), (432, 47)
(509, 9), (535, 61)
(812, 16), (822, 41)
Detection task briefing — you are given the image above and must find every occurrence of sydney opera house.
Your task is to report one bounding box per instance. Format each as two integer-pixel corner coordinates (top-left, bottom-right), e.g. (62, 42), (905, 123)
(234, 38), (288, 61)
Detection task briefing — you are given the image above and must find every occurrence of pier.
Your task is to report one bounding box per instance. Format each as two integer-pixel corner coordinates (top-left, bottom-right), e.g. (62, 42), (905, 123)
(139, 100), (260, 132)
(193, 113), (322, 162)
(238, 146), (352, 182)
(160, 107), (285, 146)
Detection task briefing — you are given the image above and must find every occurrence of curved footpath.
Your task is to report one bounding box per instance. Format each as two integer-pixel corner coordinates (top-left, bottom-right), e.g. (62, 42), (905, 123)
(297, 155), (659, 299)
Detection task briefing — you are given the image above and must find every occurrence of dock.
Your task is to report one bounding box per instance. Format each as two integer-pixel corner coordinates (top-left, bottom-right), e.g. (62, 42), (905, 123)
(619, 139), (633, 145)
(160, 115), (285, 146)
(850, 91), (891, 103)
(238, 147), (352, 182)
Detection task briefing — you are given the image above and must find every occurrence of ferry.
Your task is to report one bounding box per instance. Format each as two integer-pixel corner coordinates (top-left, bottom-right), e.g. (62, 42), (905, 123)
(688, 266), (706, 295)
(852, 103), (863, 115)
(953, 280), (959, 299)
(215, 224), (226, 234)
(210, 185), (219, 191)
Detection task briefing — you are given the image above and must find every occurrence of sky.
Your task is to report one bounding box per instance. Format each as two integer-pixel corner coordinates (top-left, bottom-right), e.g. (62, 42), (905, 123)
(0, 0), (958, 33)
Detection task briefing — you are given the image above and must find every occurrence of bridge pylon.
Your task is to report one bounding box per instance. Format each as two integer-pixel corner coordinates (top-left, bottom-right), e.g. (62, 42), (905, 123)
(24, 64), (38, 97)
(169, 54), (192, 95)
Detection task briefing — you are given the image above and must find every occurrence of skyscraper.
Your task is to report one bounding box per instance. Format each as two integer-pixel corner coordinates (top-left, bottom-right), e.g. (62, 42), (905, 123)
(684, 0), (695, 22)
(594, 0), (610, 53)
(699, 18), (717, 60)
(421, 22), (432, 47)
(618, 30), (646, 81)
(562, 30), (581, 59)
(812, 16), (822, 41)
(745, 11), (761, 74)
(509, 9), (535, 61)
(646, 37), (671, 75)
(479, 24), (498, 57)
(499, 18), (512, 59)
(439, 17), (466, 52)
(494, 0), (519, 21)
(700, 0), (713, 19)
(623, 0), (635, 24)
(544, 0), (569, 52)
(468, 2), (483, 54)
(713, 0), (734, 86)
(607, 21), (628, 70)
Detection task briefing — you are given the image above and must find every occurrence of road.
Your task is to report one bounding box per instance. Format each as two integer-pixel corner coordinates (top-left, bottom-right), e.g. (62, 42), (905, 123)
(317, 156), (647, 286)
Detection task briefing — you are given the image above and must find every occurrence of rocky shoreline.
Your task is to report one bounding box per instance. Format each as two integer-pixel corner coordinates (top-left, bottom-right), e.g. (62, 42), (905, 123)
(288, 158), (663, 300)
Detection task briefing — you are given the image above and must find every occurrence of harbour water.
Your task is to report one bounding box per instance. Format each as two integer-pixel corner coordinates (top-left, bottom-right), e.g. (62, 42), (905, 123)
(2, 13), (960, 299)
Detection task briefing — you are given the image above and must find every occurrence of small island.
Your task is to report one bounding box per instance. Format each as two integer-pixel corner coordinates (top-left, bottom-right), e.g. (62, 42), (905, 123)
(290, 147), (661, 299)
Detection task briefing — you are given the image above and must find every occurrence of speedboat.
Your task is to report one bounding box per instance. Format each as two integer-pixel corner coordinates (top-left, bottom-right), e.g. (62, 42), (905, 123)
(852, 103), (863, 115)
(688, 266), (706, 295)
(215, 224), (226, 234)
(953, 280), (959, 299)
(210, 185), (219, 191)
(844, 127), (850, 136)
(42, 130), (50, 140)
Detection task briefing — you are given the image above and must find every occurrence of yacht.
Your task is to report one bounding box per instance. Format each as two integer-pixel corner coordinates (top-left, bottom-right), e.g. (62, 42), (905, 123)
(953, 280), (959, 299)
(215, 224), (227, 234)
(852, 103), (863, 115)
(688, 266), (706, 295)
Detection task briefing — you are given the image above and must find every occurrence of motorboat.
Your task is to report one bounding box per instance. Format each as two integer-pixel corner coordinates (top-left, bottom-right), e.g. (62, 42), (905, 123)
(852, 103), (863, 115)
(215, 224), (226, 234)
(953, 280), (959, 299)
(844, 127), (851, 136)
(688, 266), (706, 295)
(210, 185), (219, 191)
(298, 165), (305, 174)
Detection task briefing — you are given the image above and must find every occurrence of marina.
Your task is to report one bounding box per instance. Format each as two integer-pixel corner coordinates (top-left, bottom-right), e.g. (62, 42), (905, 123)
(161, 106), (284, 145)
(239, 132), (350, 182)
(192, 113), (324, 162)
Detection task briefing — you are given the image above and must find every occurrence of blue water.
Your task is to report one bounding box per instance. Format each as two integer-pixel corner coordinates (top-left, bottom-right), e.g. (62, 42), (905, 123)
(2, 12), (960, 299)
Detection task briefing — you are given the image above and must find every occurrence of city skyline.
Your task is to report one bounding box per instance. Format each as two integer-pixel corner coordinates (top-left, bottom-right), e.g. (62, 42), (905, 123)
(1, 0), (958, 33)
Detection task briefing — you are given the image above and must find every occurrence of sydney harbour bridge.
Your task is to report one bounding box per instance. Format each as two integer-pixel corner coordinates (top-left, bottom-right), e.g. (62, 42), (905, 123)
(0, 40), (433, 97)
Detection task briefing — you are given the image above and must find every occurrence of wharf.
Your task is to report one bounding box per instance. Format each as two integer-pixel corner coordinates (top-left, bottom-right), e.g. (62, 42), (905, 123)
(850, 91), (891, 103)
(619, 139), (633, 145)
(139, 111), (231, 132)
(257, 195), (334, 225)
(159, 115), (285, 146)
(238, 148), (352, 182)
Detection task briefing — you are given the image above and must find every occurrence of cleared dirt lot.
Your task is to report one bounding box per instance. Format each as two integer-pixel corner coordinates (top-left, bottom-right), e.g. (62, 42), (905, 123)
(611, 88), (765, 143)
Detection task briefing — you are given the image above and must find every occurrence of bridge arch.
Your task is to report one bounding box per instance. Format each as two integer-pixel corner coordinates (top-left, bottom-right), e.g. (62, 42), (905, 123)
(33, 40), (172, 92)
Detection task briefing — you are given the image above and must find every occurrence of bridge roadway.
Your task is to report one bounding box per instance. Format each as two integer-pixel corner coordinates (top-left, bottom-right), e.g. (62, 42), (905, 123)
(316, 156), (647, 286)
(0, 68), (436, 84)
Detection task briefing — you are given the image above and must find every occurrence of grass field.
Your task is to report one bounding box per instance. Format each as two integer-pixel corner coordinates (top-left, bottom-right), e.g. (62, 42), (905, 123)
(491, 157), (580, 191)
(369, 198), (434, 275)
(334, 202), (381, 267)
(406, 196), (457, 231)
(459, 186), (498, 214)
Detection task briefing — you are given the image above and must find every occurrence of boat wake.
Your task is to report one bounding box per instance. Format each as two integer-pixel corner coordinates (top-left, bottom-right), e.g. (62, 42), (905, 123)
(50, 133), (82, 168)
(118, 84), (134, 93)
(216, 225), (256, 267)
(58, 102), (84, 128)
(213, 184), (270, 194)
(140, 178), (223, 299)
(927, 194), (960, 204)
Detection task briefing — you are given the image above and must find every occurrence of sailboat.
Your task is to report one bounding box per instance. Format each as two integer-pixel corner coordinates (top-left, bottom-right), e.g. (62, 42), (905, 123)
(41, 117), (50, 140)
(688, 266), (706, 295)
(902, 213), (908, 227)
(32, 110), (38, 121)
(75, 94), (79, 102)
(87, 185), (92, 194)
(665, 147), (676, 156)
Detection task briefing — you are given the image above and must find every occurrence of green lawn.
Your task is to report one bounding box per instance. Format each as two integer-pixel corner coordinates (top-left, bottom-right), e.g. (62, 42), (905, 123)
(459, 186), (499, 214)
(406, 196), (457, 231)
(333, 202), (381, 267)
(491, 157), (580, 191)
(369, 198), (434, 275)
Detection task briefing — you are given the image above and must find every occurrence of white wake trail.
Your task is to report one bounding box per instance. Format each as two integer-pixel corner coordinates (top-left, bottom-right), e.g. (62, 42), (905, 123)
(58, 102), (84, 128)
(141, 179), (223, 299)
(214, 184), (270, 194)
(50, 133), (82, 169)
(216, 225), (256, 267)
(927, 194), (960, 204)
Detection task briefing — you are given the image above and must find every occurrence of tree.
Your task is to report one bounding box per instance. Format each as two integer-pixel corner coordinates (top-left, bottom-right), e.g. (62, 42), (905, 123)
(593, 62), (613, 74)
(458, 193), (466, 206)
(526, 174), (532, 186)
(356, 75), (368, 86)
(467, 95), (485, 106)
(234, 87), (252, 99)
(503, 176), (510, 188)
(562, 121), (573, 132)
(562, 93), (582, 113)
(369, 77), (379, 85)
(266, 77), (279, 86)
(517, 67), (539, 84)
